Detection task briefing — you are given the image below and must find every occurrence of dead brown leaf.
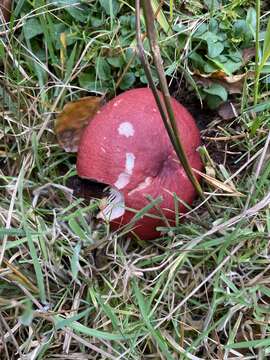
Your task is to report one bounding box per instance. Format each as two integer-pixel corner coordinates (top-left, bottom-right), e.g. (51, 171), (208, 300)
(55, 96), (103, 152)
(193, 70), (255, 94)
(0, 0), (12, 22)
(218, 101), (240, 120)
(242, 47), (256, 65)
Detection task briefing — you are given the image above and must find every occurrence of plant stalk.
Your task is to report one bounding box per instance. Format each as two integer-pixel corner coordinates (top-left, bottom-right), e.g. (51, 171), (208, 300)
(254, 0), (260, 106)
(136, 0), (215, 218)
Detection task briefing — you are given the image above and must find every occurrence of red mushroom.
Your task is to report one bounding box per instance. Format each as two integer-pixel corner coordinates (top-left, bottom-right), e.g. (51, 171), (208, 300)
(77, 88), (202, 240)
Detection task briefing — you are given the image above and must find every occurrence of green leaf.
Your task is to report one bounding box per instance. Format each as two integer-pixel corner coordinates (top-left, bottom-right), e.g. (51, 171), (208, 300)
(0, 227), (27, 237)
(107, 56), (124, 68)
(70, 243), (81, 280)
(233, 19), (253, 46)
(204, 83), (227, 101)
(66, 7), (89, 22)
(23, 18), (43, 40)
(244, 101), (270, 113)
(205, 94), (224, 109)
(79, 73), (104, 92)
(68, 217), (87, 240)
(209, 18), (219, 33)
(208, 41), (224, 58)
(261, 17), (270, 67)
(19, 300), (33, 326)
(54, 308), (92, 329)
(206, 56), (242, 76)
(226, 337), (270, 349)
(54, 315), (130, 340)
(194, 23), (207, 37)
(133, 280), (174, 359)
(246, 7), (256, 39)
(120, 73), (136, 90)
(0, 41), (5, 59)
(189, 52), (206, 72)
(25, 233), (46, 304)
(96, 58), (111, 81)
(99, 0), (120, 16)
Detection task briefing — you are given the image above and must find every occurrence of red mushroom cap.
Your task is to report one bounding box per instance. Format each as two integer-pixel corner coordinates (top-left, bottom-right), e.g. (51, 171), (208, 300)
(77, 88), (202, 239)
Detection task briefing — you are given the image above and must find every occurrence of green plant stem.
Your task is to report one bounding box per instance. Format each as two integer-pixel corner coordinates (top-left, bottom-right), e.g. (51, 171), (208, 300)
(136, 0), (215, 218)
(254, 0), (261, 106)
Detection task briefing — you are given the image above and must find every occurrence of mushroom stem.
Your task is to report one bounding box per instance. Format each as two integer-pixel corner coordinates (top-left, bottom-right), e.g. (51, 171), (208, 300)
(136, 0), (215, 218)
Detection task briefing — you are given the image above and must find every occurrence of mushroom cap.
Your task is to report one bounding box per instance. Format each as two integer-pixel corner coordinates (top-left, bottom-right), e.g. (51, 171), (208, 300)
(77, 88), (202, 239)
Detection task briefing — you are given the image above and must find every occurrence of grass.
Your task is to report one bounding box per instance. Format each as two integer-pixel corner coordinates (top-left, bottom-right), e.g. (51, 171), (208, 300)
(1, 1), (270, 359)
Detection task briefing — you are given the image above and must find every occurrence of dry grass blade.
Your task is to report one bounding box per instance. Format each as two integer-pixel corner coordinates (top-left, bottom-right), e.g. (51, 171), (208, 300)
(193, 168), (245, 197)
(2, 258), (39, 293)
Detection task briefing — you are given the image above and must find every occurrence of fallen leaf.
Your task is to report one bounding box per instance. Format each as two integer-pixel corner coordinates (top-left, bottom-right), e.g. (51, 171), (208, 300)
(55, 96), (103, 152)
(218, 101), (239, 120)
(0, 0), (12, 23)
(193, 168), (245, 197)
(242, 47), (256, 65)
(193, 71), (254, 94)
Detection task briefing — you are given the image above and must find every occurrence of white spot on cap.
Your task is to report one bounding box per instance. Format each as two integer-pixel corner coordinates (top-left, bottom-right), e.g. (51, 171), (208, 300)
(114, 173), (130, 189)
(125, 153), (135, 174)
(128, 177), (153, 196)
(118, 122), (135, 138)
(114, 153), (136, 190)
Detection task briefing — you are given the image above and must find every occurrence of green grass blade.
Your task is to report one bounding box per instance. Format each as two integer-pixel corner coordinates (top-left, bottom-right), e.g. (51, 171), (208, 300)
(132, 280), (175, 360)
(261, 16), (270, 66)
(54, 316), (131, 341)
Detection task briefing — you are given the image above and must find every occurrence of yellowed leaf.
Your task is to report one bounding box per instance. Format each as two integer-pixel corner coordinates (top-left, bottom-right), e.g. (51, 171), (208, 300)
(55, 96), (102, 152)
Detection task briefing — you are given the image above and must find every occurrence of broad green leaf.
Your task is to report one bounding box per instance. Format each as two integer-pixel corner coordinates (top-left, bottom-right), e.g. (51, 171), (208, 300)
(233, 19), (253, 46)
(79, 73), (104, 92)
(99, 0), (120, 16)
(96, 58), (111, 81)
(246, 7), (256, 39)
(205, 94), (224, 109)
(208, 41), (224, 58)
(23, 18), (43, 40)
(203, 83), (228, 101)
(107, 56), (124, 68)
(120, 73), (136, 90)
